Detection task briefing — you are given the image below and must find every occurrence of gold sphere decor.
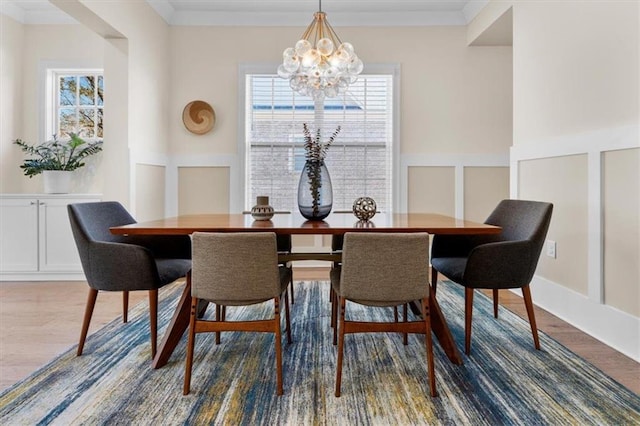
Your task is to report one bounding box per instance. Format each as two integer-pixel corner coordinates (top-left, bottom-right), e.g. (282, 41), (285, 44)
(352, 197), (377, 221)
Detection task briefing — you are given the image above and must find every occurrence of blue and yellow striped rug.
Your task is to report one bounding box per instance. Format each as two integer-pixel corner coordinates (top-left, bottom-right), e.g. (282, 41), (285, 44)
(1, 280), (638, 425)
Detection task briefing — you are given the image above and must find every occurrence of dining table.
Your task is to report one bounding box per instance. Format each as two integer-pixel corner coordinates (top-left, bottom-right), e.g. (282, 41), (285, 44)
(110, 211), (501, 369)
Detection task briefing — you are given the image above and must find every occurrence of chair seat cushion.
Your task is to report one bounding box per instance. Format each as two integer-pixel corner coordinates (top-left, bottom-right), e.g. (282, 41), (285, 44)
(156, 258), (192, 287)
(431, 257), (467, 284)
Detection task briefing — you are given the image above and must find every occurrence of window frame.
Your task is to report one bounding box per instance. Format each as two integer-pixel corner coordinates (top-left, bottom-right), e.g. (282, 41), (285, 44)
(238, 63), (401, 213)
(44, 67), (104, 141)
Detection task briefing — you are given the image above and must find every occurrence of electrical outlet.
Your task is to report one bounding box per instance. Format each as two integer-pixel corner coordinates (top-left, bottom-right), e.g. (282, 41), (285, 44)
(546, 240), (556, 258)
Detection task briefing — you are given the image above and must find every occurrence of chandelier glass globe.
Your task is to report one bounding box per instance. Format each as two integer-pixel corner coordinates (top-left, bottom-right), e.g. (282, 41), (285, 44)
(278, 7), (363, 101)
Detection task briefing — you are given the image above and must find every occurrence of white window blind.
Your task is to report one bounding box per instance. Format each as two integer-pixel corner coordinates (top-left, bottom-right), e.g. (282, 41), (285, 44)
(245, 74), (393, 213)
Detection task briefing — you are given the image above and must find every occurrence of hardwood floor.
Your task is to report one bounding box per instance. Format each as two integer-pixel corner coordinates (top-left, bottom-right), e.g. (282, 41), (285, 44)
(1, 268), (638, 394)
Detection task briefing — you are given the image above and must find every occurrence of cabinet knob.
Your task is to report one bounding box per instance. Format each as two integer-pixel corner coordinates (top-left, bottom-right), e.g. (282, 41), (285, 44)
(39, 202), (45, 205)
(30, 201), (36, 205)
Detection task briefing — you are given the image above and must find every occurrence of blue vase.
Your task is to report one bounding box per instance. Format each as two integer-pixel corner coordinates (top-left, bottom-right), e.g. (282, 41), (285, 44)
(298, 160), (332, 220)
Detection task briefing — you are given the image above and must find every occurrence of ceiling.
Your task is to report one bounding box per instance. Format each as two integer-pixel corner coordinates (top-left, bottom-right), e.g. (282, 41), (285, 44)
(1, 0), (487, 26)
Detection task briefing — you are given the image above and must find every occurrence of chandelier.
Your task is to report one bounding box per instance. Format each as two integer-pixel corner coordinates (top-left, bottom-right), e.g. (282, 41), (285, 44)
(277, 0), (363, 101)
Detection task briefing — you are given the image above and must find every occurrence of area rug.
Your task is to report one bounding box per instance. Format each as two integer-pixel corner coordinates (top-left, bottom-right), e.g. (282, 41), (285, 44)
(1, 280), (638, 425)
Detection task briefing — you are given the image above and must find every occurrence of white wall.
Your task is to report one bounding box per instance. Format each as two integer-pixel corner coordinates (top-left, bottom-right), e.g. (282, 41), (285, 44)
(509, 0), (639, 360)
(0, 19), (104, 194)
(167, 25), (512, 215)
(0, 15), (24, 194)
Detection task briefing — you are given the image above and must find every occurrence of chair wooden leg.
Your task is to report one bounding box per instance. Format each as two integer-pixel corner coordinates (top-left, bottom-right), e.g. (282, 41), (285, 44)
(493, 289), (499, 318)
(149, 289), (158, 358)
(422, 297), (437, 397)
(335, 297), (346, 397)
(431, 267), (438, 295)
(289, 275), (295, 304)
(283, 291), (292, 344)
(464, 287), (474, 355)
(77, 288), (98, 356)
(330, 287), (336, 328)
(274, 298), (284, 396)
(122, 291), (129, 323)
(522, 285), (541, 350)
(403, 303), (409, 345)
(332, 289), (338, 346)
(183, 297), (198, 395)
(215, 304), (221, 345)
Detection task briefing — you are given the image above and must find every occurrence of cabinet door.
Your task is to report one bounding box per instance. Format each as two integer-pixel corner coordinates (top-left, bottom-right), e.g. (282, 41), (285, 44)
(38, 198), (99, 272)
(0, 199), (39, 272)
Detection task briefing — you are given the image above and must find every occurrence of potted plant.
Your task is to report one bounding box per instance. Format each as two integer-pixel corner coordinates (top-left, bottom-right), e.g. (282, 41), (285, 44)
(14, 132), (103, 193)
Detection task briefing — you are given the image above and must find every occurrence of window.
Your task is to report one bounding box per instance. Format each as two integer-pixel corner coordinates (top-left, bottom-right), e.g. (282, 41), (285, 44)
(47, 70), (103, 139)
(244, 71), (395, 213)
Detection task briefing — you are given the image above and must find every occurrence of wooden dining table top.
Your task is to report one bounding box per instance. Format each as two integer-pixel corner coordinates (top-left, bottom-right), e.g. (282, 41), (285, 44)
(110, 211), (501, 236)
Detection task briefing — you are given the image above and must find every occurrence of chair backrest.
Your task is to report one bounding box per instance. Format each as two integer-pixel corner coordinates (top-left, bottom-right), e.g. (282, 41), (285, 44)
(68, 201), (136, 244)
(486, 199), (553, 280)
(68, 202), (138, 284)
(340, 232), (430, 305)
(191, 232), (281, 304)
(485, 199), (553, 242)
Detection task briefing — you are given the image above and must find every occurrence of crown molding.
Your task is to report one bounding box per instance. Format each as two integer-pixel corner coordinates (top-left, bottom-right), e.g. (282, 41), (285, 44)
(0, 1), (25, 23)
(0, 1), (77, 25)
(2, 0), (488, 27)
(148, 0), (486, 27)
(463, 0), (489, 23)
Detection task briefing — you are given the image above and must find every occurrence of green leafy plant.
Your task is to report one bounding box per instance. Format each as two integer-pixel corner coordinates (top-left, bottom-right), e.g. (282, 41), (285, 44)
(14, 132), (103, 178)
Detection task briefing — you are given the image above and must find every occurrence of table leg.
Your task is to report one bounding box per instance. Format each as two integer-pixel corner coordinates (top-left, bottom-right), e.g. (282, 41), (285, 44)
(409, 288), (463, 365)
(428, 288), (463, 365)
(152, 272), (209, 369)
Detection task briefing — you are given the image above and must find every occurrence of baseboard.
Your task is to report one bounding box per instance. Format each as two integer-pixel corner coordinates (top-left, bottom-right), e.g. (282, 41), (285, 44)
(528, 274), (640, 362)
(0, 272), (87, 282)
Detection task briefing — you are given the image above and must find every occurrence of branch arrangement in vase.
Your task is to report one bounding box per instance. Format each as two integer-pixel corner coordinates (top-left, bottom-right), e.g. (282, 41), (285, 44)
(302, 123), (341, 217)
(14, 132), (103, 178)
(302, 123), (341, 162)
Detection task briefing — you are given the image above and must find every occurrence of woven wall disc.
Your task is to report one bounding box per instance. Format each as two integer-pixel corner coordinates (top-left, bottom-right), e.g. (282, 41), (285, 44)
(182, 100), (215, 135)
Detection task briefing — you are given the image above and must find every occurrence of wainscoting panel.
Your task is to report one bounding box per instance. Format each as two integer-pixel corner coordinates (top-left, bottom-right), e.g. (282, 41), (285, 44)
(511, 124), (640, 361)
(177, 166), (230, 215)
(134, 164), (166, 222)
(407, 166), (455, 215)
(602, 147), (640, 317)
(463, 166), (510, 222)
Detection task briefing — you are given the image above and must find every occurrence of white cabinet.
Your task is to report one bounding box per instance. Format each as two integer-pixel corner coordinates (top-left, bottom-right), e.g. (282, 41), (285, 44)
(0, 194), (101, 280)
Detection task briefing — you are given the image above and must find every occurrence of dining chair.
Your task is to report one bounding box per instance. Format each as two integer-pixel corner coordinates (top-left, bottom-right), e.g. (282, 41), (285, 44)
(329, 233), (406, 340)
(68, 201), (192, 358)
(183, 232), (292, 396)
(431, 199), (553, 355)
(277, 234), (295, 303)
(330, 232), (436, 397)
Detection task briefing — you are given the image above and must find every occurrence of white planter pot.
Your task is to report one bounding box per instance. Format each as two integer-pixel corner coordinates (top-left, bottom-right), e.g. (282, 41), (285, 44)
(43, 170), (72, 194)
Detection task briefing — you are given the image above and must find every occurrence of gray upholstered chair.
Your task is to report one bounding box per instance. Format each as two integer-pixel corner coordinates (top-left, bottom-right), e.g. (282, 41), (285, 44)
(183, 232), (292, 396)
(68, 201), (191, 358)
(330, 232), (437, 397)
(430, 199), (553, 355)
